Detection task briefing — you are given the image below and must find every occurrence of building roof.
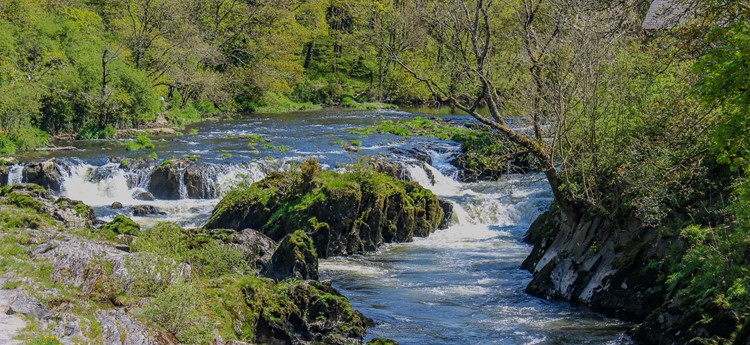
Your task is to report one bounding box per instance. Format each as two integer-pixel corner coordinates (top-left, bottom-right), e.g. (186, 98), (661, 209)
(642, 0), (693, 29)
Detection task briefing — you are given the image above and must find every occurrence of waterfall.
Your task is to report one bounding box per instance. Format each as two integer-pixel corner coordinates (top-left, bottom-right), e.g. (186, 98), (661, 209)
(7, 165), (23, 185)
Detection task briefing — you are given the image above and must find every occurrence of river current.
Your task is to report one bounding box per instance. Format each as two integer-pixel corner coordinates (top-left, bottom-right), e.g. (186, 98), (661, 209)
(13, 109), (632, 344)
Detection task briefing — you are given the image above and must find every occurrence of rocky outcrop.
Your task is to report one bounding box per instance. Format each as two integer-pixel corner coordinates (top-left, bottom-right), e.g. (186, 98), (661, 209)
(213, 277), (373, 345)
(205, 159), (445, 258)
(97, 309), (177, 345)
(0, 184), (95, 229)
(148, 160), (184, 200)
(522, 207), (668, 320)
(264, 230), (318, 281)
(228, 229), (276, 269)
(31, 231), (190, 298)
(0, 165), (9, 186)
(632, 298), (742, 345)
(148, 159), (222, 200)
(21, 159), (70, 193)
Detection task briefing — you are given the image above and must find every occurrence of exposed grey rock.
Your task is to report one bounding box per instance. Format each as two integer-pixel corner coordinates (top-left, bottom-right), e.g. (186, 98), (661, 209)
(229, 229), (276, 269)
(438, 199), (454, 229)
(111, 201), (123, 209)
(148, 161), (185, 200)
(96, 309), (177, 345)
(31, 232), (190, 297)
(8, 293), (49, 320)
(133, 191), (156, 201)
(51, 313), (86, 344)
(0, 165), (9, 186)
(22, 159), (69, 193)
(132, 205), (166, 216)
(0, 282), (26, 345)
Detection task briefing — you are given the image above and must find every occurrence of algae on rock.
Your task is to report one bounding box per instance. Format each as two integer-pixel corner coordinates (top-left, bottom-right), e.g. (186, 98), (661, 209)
(205, 158), (445, 258)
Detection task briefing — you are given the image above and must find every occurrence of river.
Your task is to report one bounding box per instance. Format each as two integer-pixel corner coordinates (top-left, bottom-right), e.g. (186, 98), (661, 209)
(11, 109), (632, 344)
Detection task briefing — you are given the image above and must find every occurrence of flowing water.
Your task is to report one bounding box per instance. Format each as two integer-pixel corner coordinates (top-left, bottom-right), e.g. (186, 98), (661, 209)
(9, 109), (632, 344)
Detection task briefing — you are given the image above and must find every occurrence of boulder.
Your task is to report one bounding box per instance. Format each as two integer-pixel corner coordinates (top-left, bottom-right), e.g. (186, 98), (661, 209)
(22, 159), (69, 193)
(263, 230), (318, 281)
(0, 165), (9, 186)
(111, 201), (124, 209)
(132, 205), (166, 217)
(438, 199), (454, 229)
(0, 184), (94, 229)
(229, 229), (276, 269)
(96, 309), (177, 345)
(7, 293), (49, 320)
(184, 163), (217, 199)
(148, 160), (185, 200)
(100, 215), (140, 235)
(133, 191), (155, 201)
(205, 159), (444, 258)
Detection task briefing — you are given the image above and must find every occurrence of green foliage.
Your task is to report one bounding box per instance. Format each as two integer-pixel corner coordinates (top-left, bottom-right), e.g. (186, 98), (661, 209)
(79, 124), (117, 140)
(131, 222), (189, 260)
(191, 241), (250, 278)
(124, 135), (155, 151)
(100, 215), (140, 236)
(696, 21), (750, 172)
(141, 282), (213, 344)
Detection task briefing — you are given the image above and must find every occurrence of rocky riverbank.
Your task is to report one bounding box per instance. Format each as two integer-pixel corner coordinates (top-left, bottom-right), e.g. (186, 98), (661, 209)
(0, 182), (394, 344)
(522, 205), (749, 344)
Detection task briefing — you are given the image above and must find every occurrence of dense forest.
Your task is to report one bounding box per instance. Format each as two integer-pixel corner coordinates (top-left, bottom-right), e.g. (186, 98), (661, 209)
(2, 0), (750, 343)
(0, 0), (435, 154)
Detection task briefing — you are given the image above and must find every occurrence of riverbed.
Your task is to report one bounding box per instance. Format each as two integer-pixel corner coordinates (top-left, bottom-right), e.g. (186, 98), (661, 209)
(13, 109), (633, 344)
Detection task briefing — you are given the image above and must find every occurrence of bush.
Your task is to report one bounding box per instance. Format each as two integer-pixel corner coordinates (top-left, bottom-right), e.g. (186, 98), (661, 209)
(191, 241), (250, 278)
(124, 135), (155, 151)
(141, 282), (213, 344)
(131, 222), (189, 260)
(0, 135), (16, 156)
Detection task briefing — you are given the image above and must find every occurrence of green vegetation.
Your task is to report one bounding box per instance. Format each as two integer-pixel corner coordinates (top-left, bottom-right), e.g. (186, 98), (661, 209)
(124, 135), (154, 151)
(205, 158), (444, 257)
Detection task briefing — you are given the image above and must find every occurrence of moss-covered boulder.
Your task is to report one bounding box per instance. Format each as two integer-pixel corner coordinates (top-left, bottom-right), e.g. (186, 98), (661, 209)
(205, 276), (372, 345)
(205, 158), (444, 258)
(0, 184), (94, 229)
(264, 230), (318, 281)
(100, 214), (141, 236)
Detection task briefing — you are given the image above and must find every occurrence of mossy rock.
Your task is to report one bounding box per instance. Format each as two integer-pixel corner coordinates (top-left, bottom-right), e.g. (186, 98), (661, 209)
(100, 215), (141, 236)
(204, 275), (372, 344)
(264, 230), (318, 281)
(205, 159), (444, 258)
(368, 339), (400, 345)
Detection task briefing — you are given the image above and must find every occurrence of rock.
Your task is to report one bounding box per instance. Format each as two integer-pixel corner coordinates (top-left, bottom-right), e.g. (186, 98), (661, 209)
(111, 201), (123, 209)
(368, 339), (400, 345)
(241, 279), (372, 345)
(96, 309), (177, 345)
(22, 159), (69, 193)
(365, 157), (407, 180)
(133, 191), (155, 201)
(0, 165), (9, 186)
(438, 199), (454, 229)
(100, 214), (140, 235)
(31, 232), (190, 299)
(8, 293), (49, 320)
(132, 205), (166, 216)
(264, 230), (318, 280)
(0, 184), (94, 229)
(0, 285), (26, 345)
(205, 159), (444, 258)
(229, 229), (276, 269)
(344, 146), (359, 152)
(148, 160), (220, 200)
(388, 147), (433, 165)
(54, 197), (96, 228)
(148, 160), (185, 200)
(51, 313), (87, 343)
(184, 163), (218, 199)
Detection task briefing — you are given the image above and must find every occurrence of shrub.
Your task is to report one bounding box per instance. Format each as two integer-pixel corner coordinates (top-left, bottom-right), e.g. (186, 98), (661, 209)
(141, 282), (213, 344)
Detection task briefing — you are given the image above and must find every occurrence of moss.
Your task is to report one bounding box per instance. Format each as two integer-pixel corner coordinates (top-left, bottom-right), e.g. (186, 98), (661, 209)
(99, 215), (140, 236)
(4, 192), (46, 213)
